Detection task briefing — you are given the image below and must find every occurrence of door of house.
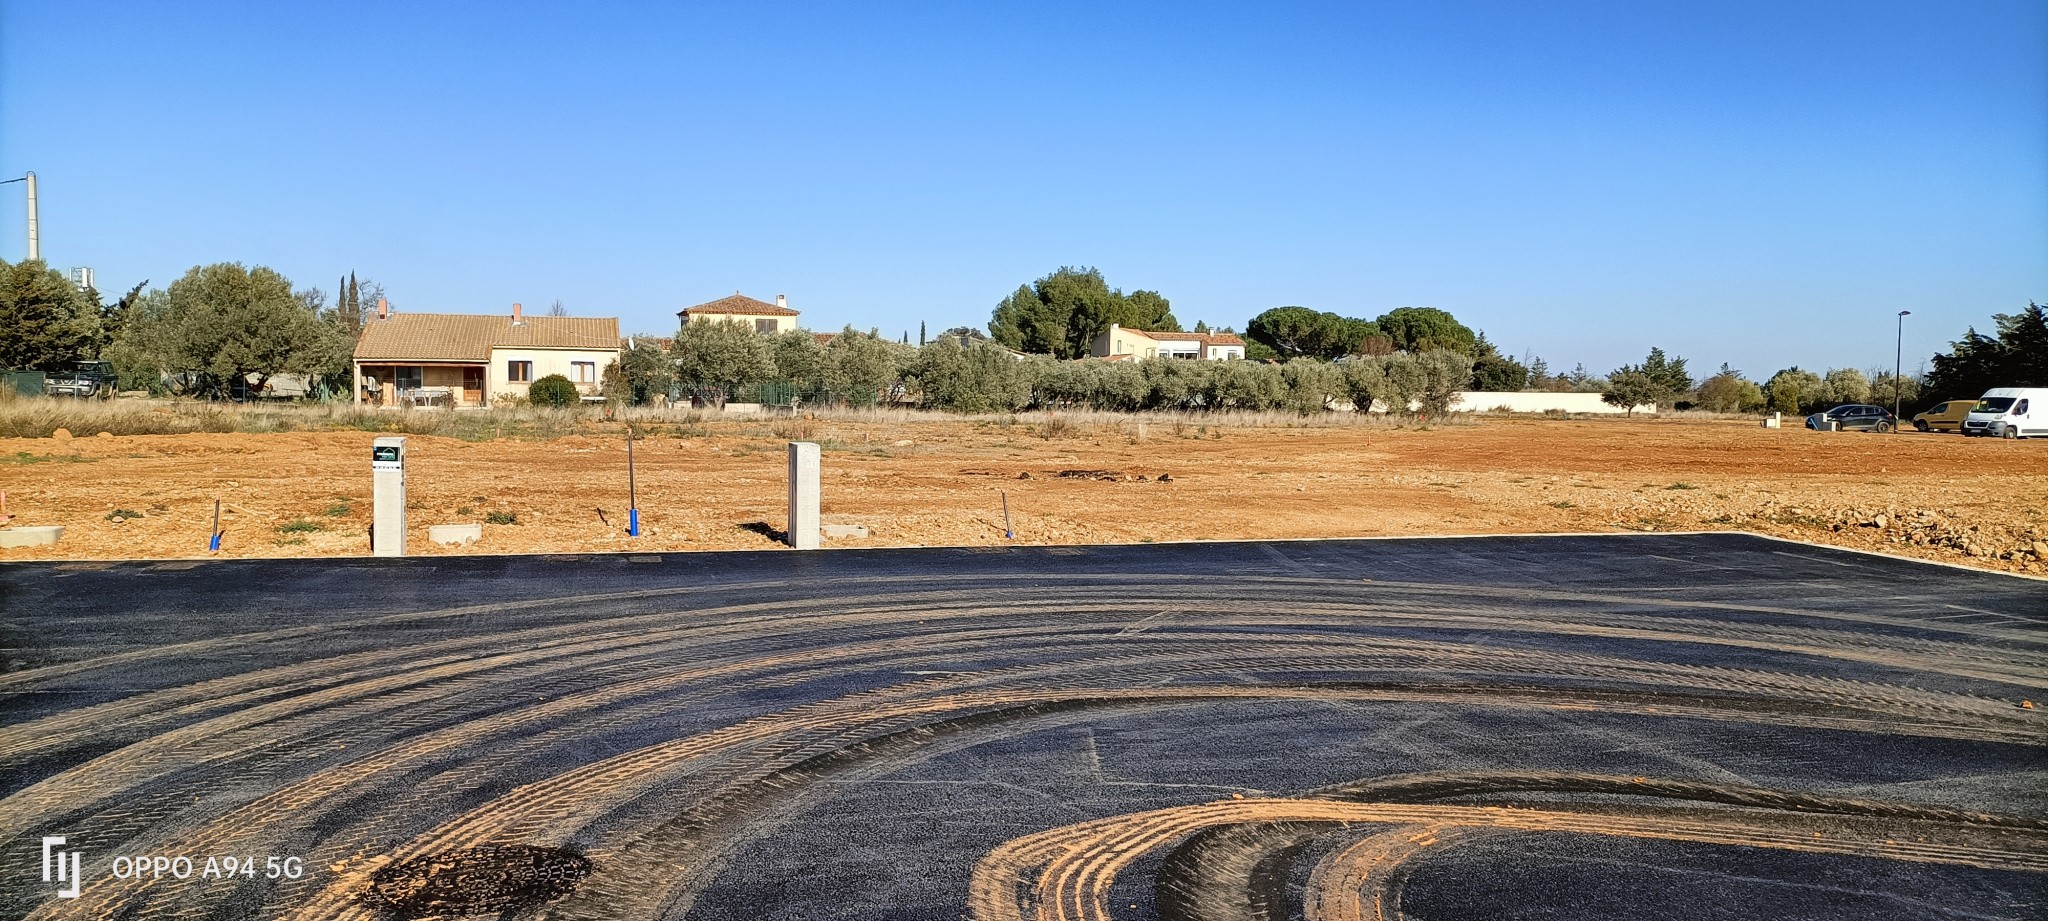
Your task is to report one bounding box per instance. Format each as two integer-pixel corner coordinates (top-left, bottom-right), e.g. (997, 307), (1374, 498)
(463, 367), (484, 405)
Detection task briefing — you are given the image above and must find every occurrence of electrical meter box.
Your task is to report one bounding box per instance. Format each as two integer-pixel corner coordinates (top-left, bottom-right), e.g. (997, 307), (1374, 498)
(372, 436), (406, 556)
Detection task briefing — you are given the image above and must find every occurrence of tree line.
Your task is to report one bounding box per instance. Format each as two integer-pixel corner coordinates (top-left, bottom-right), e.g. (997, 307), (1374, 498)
(5, 256), (2037, 416)
(0, 259), (378, 399)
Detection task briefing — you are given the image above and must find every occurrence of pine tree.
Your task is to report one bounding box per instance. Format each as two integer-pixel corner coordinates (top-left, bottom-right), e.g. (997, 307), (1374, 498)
(919, 321), (926, 346)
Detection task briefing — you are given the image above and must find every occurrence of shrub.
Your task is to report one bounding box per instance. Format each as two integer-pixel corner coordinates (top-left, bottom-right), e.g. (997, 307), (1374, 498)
(486, 511), (519, 525)
(529, 374), (579, 407)
(772, 417), (818, 441)
(1280, 359), (1341, 415)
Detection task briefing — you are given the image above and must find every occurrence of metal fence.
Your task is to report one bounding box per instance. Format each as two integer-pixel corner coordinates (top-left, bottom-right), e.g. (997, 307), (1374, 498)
(2, 370), (46, 397)
(672, 381), (907, 409)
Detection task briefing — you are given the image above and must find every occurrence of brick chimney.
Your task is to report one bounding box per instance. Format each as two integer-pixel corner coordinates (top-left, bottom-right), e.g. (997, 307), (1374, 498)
(512, 302), (524, 325)
(777, 294), (788, 310)
(376, 297), (389, 320)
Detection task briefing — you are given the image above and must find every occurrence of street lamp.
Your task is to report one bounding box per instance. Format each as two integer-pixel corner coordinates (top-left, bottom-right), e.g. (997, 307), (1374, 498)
(1894, 310), (1911, 433)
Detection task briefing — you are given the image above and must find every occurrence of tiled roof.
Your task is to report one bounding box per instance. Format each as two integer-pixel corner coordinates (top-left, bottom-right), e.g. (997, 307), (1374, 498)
(679, 293), (801, 317)
(355, 314), (621, 361)
(1125, 327), (1245, 347)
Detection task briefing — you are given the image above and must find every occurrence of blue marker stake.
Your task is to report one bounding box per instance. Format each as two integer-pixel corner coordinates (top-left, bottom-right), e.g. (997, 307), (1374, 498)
(208, 499), (222, 552)
(627, 430), (640, 536)
(1001, 490), (1015, 540)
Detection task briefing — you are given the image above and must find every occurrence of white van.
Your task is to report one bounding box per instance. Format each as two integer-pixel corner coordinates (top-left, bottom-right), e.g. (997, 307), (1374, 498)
(1962, 387), (2046, 439)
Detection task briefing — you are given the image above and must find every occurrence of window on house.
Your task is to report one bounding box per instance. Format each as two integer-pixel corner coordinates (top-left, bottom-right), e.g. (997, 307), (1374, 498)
(755, 318), (777, 334)
(507, 360), (533, 383)
(396, 367), (422, 391)
(572, 361), (596, 384)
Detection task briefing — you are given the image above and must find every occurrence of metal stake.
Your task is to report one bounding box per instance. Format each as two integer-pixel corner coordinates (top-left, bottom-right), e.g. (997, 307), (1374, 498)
(1001, 490), (1015, 540)
(627, 428), (639, 536)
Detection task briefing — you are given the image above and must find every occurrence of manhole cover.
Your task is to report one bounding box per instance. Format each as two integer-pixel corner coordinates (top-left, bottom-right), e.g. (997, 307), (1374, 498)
(363, 845), (592, 917)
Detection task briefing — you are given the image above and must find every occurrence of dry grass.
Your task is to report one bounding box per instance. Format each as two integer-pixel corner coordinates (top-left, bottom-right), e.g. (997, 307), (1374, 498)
(0, 393), (1557, 445)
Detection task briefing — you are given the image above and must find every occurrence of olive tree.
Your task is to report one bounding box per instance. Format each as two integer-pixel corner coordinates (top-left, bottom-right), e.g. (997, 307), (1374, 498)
(672, 319), (772, 403)
(113, 263), (344, 398)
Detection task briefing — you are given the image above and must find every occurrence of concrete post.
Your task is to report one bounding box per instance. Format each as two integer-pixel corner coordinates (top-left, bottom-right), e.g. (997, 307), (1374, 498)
(24, 172), (38, 262)
(372, 436), (406, 556)
(787, 441), (819, 550)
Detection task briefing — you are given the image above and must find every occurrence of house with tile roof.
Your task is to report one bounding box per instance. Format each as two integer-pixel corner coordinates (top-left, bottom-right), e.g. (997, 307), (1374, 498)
(352, 301), (621, 407)
(678, 292), (801, 334)
(1090, 324), (1246, 361)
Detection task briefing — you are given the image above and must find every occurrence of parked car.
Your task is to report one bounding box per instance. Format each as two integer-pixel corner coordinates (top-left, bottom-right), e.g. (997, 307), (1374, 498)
(1912, 400), (1975, 432)
(1962, 387), (2046, 439)
(1806, 404), (1895, 432)
(41, 360), (116, 399)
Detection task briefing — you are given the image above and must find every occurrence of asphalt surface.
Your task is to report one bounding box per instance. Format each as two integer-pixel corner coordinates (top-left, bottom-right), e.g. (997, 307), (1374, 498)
(2, 533), (2044, 920)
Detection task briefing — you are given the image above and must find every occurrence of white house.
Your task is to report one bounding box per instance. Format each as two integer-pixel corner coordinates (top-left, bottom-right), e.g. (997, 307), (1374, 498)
(1090, 324), (1246, 360)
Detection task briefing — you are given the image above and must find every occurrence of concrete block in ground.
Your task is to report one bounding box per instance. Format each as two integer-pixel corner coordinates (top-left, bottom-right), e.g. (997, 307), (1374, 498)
(429, 523), (483, 545)
(822, 523), (870, 539)
(787, 442), (820, 550)
(0, 526), (62, 548)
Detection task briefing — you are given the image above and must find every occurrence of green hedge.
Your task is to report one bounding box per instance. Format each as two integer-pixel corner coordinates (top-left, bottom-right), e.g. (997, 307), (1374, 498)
(529, 374), (579, 407)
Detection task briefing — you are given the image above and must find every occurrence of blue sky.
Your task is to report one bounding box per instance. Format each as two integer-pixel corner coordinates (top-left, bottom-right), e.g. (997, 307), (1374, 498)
(3, 1), (2042, 377)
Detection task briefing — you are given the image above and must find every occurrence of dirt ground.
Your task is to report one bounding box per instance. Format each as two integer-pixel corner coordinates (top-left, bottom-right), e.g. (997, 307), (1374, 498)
(3, 415), (2045, 575)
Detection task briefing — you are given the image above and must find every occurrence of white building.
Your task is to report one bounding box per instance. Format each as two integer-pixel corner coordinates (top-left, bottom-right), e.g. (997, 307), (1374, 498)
(1090, 324), (1246, 360)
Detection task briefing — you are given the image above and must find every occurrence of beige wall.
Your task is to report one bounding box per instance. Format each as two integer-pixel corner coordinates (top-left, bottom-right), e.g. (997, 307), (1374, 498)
(684, 313), (796, 334)
(488, 347), (620, 403)
(1091, 325), (1158, 359)
(1091, 325), (1244, 361)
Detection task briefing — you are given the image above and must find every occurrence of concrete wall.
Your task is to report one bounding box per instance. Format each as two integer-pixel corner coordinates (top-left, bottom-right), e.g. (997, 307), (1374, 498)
(1331, 391), (1655, 414)
(1448, 391), (1654, 414)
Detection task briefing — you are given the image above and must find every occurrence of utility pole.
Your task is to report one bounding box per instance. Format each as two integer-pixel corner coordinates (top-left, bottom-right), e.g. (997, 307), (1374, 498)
(2, 172), (34, 261)
(1894, 310), (1910, 434)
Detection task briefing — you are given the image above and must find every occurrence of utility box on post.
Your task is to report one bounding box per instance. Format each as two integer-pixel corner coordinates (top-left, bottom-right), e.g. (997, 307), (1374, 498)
(372, 436), (406, 557)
